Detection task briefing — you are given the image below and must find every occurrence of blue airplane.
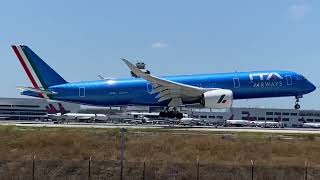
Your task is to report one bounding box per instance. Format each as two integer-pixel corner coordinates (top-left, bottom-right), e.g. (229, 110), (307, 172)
(12, 45), (316, 119)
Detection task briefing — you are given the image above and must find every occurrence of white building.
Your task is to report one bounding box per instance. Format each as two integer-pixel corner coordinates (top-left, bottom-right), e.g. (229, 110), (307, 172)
(190, 107), (320, 128)
(0, 98), (80, 121)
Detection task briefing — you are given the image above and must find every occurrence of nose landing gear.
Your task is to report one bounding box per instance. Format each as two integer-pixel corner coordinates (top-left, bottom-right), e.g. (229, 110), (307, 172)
(294, 95), (302, 110)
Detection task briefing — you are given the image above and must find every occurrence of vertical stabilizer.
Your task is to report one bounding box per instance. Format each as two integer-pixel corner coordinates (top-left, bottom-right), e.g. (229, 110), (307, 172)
(12, 45), (67, 91)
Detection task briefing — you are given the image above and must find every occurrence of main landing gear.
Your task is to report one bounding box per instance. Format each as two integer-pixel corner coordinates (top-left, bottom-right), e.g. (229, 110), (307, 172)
(159, 107), (184, 119)
(294, 95), (302, 110)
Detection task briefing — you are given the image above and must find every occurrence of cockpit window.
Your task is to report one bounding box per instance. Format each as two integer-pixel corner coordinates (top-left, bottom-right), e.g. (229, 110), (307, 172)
(295, 75), (306, 80)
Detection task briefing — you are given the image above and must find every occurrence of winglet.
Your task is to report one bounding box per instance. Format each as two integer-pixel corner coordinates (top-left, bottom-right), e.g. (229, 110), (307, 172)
(121, 58), (146, 78)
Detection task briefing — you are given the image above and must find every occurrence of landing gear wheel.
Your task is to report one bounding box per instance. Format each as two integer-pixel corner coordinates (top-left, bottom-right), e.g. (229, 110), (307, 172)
(176, 113), (184, 119)
(167, 111), (176, 119)
(159, 111), (167, 118)
(294, 95), (302, 110)
(160, 107), (183, 119)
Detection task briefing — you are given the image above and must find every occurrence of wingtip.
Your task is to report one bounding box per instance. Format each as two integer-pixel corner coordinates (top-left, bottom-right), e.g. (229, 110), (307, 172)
(121, 58), (130, 64)
(121, 58), (135, 68)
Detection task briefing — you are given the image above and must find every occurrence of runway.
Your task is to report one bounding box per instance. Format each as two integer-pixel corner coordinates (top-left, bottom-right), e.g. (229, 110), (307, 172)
(1, 120), (320, 134)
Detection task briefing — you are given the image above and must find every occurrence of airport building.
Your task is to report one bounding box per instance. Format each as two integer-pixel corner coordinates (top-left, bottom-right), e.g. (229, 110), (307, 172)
(1, 97), (320, 128)
(0, 98), (80, 121)
(191, 107), (320, 127)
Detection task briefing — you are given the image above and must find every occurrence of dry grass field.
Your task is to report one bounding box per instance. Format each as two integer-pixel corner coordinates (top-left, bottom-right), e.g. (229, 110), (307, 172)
(1, 125), (320, 179)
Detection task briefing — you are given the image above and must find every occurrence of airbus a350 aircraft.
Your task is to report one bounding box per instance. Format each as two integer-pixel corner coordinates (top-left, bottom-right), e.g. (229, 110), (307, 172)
(12, 45), (316, 119)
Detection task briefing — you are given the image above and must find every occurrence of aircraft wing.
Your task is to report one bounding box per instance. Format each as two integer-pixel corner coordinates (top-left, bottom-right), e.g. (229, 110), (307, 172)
(121, 59), (210, 106)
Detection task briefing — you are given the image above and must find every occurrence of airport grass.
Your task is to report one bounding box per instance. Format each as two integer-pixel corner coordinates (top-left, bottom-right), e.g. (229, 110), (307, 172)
(2, 125), (320, 179)
(0, 125), (319, 166)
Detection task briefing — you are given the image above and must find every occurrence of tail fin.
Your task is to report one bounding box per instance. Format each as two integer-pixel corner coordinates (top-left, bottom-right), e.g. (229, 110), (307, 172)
(48, 104), (59, 114)
(46, 105), (56, 114)
(45, 106), (51, 114)
(12, 45), (67, 90)
(58, 103), (69, 115)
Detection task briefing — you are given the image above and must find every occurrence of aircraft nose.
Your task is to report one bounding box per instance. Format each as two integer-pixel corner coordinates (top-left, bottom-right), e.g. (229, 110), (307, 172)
(305, 80), (316, 93)
(310, 82), (316, 92)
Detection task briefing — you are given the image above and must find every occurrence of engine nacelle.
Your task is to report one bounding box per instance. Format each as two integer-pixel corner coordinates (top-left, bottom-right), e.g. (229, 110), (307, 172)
(201, 89), (233, 109)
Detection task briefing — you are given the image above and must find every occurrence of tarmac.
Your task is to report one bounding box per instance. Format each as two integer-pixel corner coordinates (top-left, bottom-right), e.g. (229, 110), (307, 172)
(1, 120), (320, 134)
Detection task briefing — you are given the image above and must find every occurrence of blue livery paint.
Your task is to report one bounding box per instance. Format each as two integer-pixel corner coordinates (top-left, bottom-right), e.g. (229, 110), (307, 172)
(21, 46), (67, 88)
(17, 46), (316, 107)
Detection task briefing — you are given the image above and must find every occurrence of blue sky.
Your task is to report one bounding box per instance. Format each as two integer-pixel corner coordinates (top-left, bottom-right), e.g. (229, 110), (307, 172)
(1, 0), (319, 109)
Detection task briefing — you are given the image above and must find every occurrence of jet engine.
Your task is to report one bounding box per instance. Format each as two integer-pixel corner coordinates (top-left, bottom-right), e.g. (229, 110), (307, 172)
(200, 89), (233, 109)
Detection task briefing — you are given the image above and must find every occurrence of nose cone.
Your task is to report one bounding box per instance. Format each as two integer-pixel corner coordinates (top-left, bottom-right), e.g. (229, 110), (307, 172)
(305, 80), (316, 94)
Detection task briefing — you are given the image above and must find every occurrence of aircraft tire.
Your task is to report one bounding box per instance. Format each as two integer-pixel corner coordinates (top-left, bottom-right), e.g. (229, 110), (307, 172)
(176, 113), (183, 119)
(159, 112), (167, 118)
(167, 111), (176, 119)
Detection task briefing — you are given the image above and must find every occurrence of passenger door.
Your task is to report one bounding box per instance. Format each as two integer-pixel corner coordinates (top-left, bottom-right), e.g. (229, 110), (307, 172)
(233, 78), (240, 88)
(147, 83), (153, 94)
(79, 87), (86, 97)
(285, 75), (293, 86)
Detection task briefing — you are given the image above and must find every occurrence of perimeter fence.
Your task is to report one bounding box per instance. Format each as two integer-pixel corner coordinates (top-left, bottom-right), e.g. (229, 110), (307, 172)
(0, 158), (319, 180)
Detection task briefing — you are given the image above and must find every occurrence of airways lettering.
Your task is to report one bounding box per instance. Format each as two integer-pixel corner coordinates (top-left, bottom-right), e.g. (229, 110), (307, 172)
(250, 72), (284, 88)
(253, 81), (283, 88)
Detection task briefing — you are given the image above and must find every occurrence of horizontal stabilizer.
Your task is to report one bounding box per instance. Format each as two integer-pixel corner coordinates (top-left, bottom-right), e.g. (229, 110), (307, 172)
(17, 86), (57, 96)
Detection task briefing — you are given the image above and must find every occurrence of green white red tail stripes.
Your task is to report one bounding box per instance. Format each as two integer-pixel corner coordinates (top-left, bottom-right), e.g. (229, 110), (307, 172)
(12, 45), (47, 98)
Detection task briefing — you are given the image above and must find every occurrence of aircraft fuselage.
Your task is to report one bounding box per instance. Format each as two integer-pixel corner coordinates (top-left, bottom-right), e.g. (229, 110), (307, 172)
(23, 70), (315, 107)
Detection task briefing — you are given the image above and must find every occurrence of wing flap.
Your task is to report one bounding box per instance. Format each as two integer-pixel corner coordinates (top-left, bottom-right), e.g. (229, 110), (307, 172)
(158, 93), (180, 102)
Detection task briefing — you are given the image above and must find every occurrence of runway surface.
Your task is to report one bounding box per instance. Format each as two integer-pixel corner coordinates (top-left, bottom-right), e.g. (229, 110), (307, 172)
(1, 120), (320, 134)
